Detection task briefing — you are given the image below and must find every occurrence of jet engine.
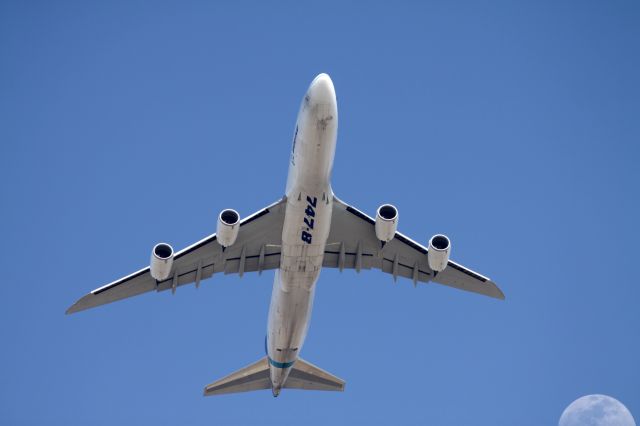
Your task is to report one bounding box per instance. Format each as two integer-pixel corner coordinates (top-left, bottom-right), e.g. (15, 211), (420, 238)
(375, 204), (398, 242)
(217, 209), (240, 247)
(150, 242), (174, 280)
(428, 234), (451, 272)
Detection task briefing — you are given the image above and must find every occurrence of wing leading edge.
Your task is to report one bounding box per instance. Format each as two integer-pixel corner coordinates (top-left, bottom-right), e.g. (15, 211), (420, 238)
(66, 198), (288, 314)
(326, 196), (505, 300)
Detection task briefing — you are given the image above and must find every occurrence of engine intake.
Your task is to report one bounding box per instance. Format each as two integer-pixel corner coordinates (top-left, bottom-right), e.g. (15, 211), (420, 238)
(428, 234), (451, 272)
(375, 204), (398, 242)
(150, 242), (174, 281)
(217, 208), (240, 247)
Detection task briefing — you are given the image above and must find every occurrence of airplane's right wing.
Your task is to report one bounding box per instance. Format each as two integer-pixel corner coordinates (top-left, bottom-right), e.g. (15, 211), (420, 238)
(66, 198), (288, 314)
(324, 196), (504, 300)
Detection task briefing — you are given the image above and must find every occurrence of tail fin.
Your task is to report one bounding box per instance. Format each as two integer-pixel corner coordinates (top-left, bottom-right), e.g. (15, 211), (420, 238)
(203, 357), (271, 396)
(203, 356), (345, 396)
(284, 357), (345, 392)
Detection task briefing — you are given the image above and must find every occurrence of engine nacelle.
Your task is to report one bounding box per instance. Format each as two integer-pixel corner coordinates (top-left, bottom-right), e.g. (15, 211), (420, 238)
(217, 208), (240, 247)
(428, 234), (451, 272)
(150, 242), (174, 281)
(375, 204), (398, 242)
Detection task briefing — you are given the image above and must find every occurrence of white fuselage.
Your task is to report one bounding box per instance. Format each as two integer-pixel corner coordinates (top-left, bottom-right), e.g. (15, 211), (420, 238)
(266, 74), (338, 393)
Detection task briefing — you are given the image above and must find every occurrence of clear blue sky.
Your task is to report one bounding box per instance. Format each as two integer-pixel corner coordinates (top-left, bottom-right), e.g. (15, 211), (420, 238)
(1, 1), (638, 425)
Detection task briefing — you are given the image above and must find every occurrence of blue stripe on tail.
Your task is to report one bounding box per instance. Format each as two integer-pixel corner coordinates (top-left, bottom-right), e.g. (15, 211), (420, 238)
(265, 335), (295, 368)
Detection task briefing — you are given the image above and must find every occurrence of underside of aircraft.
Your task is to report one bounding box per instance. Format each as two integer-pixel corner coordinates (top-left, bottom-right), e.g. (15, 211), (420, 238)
(67, 73), (504, 397)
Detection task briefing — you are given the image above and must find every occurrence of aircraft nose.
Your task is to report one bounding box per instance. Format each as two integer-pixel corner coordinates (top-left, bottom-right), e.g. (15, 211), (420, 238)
(307, 73), (336, 105)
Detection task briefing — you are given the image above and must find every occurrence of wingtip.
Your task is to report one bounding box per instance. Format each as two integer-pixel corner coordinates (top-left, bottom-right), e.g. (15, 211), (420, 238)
(65, 295), (92, 314)
(65, 301), (79, 315)
(490, 281), (506, 300)
(65, 292), (97, 315)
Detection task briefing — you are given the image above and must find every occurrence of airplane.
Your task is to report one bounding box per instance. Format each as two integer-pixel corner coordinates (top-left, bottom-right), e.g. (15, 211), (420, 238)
(67, 73), (505, 397)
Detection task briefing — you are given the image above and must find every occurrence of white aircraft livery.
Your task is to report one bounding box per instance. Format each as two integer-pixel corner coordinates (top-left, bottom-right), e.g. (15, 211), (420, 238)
(67, 73), (505, 397)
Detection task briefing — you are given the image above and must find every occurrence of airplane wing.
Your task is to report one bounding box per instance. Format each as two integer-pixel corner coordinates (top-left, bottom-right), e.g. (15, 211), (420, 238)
(325, 196), (505, 300)
(66, 198), (288, 314)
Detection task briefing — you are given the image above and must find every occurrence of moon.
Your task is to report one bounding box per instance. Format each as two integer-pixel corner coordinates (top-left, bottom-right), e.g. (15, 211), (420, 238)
(559, 394), (636, 426)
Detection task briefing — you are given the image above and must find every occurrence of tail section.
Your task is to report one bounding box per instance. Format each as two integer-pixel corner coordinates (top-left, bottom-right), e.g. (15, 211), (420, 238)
(284, 357), (345, 392)
(203, 357), (271, 396)
(203, 356), (345, 396)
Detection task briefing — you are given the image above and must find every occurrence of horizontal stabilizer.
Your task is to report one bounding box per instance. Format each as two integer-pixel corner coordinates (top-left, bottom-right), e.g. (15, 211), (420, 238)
(203, 357), (271, 396)
(203, 356), (345, 396)
(285, 358), (345, 392)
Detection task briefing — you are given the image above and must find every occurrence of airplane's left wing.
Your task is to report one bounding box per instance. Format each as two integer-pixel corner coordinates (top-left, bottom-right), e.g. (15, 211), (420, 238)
(66, 198), (287, 314)
(325, 196), (504, 300)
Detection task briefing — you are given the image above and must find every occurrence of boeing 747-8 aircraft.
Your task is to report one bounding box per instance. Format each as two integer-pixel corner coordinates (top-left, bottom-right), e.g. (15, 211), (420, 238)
(67, 73), (504, 397)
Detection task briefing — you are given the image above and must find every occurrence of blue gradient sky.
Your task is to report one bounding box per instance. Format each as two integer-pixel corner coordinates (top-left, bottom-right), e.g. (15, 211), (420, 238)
(1, 1), (638, 425)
